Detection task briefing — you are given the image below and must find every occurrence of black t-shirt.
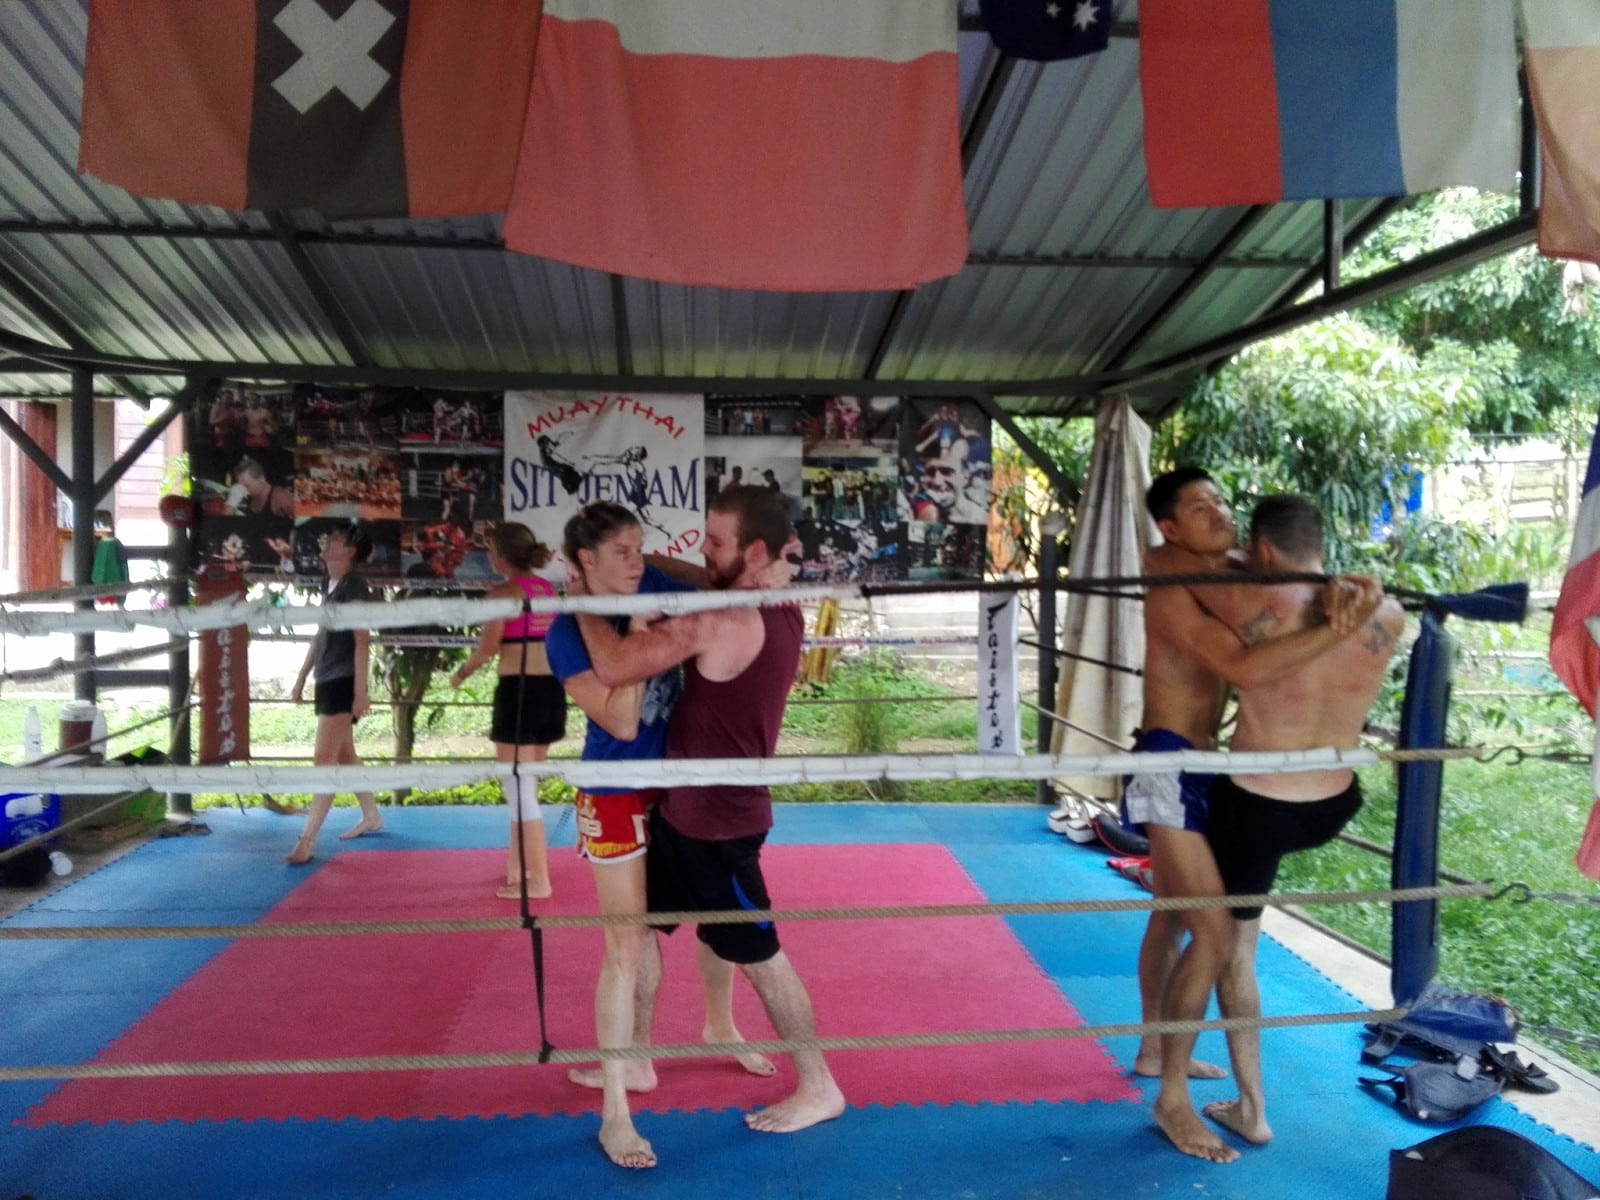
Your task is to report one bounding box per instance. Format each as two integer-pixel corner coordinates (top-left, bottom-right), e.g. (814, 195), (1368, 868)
(313, 572), (372, 682)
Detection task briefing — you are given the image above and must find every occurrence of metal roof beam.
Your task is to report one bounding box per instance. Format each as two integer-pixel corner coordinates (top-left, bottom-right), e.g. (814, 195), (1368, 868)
(1094, 207), (1272, 383)
(0, 258), (151, 405)
(1261, 197), (1407, 319)
(0, 214), (1534, 403)
(609, 275), (633, 375)
(0, 397), (70, 492)
(1106, 211), (1536, 405)
(866, 49), (1017, 378)
(91, 375), (209, 504)
(264, 212), (373, 368)
(2, 222), (1316, 274)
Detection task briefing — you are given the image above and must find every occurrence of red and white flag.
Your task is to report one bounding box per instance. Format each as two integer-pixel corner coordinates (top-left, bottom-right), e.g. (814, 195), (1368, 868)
(502, 0), (969, 292)
(1550, 409), (1600, 879)
(78, 0), (539, 218)
(1523, 0), (1600, 266)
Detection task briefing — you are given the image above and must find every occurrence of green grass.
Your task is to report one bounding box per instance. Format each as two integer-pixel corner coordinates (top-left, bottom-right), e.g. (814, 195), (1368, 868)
(1277, 755), (1600, 1074)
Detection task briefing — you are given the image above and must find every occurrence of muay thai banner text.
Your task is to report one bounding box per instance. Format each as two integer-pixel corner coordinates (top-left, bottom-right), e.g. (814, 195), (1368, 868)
(195, 572), (251, 764)
(503, 392), (706, 563)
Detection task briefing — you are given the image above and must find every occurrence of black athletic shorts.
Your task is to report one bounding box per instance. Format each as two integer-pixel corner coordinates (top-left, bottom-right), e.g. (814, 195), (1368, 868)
(1205, 775), (1363, 920)
(645, 806), (779, 965)
(489, 674), (567, 746)
(314, 676), (355, 716)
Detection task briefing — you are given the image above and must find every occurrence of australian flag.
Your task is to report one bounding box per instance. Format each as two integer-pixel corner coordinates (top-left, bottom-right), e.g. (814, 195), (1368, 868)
(980, 0), (1113, 61)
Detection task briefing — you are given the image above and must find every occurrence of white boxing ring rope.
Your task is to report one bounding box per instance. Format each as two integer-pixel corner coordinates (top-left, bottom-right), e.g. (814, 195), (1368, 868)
(0, 583), (868, 638)
(0, 744), (1480, 798)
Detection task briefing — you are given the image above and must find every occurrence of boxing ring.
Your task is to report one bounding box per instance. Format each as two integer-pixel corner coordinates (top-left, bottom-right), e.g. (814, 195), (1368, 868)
(1, 579), (1598, 1200)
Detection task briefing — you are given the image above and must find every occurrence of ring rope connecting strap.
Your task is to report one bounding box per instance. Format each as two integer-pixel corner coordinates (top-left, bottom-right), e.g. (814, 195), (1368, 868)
(0, 882), (1491, 942)
(0, 744), (1488, 796)
(0, 1006), (1408, 1083)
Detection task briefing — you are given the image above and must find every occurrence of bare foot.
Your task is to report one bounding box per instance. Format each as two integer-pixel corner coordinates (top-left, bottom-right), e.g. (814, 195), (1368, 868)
(496, 878), (553, 900)
(285, 838), (315, 865)
(339, 815), (383, 840)
(704, 1026), (777, 1077)
(261, 796), (303, 816)
(568, 1063), (658, 1093)
(599, 1116), (656, 1169)
(1204, 1098), (1272, 1146)
(743, 1083), (846, 1134)
(1133, 1049), (1228, 1080)
(1155, 1097), (1239, 1163)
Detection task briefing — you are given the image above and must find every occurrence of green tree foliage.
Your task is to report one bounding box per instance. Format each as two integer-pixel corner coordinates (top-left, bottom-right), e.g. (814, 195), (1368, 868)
(1152, 315), (1476, 567)
(1350, 191), (1600, 442)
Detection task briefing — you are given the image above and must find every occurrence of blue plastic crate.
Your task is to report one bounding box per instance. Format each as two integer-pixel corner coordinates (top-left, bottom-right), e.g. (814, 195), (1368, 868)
(1, 791), (61, 849)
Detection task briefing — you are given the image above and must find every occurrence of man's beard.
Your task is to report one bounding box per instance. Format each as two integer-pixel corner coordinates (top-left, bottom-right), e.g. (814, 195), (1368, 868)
(707, 551), (746, 590)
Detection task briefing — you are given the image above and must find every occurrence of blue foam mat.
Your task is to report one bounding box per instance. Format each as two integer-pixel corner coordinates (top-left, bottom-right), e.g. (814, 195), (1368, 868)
(2, 802), (1597, 1200)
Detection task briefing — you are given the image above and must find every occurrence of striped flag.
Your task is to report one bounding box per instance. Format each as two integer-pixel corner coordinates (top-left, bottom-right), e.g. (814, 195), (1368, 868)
(1550, 409), (1600, 879)
(501, 0), (969, 291)
(1523, 0), (1600, 266)
(1139, 0), (1518, 208)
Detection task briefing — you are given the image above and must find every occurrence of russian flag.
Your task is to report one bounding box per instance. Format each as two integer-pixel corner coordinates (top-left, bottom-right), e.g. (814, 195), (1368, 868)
(1551, 410), (1600, 880)
(1140, 0), (1518, 209)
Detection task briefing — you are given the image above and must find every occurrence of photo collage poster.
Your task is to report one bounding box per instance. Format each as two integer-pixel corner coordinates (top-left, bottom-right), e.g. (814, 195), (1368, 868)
(899, 398), (992, 580)
(188, 384), (505, 587)
(190, 387), (992, 588)
(793, 395), (903, 583)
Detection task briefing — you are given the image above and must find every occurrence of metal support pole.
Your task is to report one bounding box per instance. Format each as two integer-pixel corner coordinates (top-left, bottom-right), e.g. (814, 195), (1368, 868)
(70, 369), (96, 705)
(166, 518), (192, 815)
(1035, 512), (1066, 805)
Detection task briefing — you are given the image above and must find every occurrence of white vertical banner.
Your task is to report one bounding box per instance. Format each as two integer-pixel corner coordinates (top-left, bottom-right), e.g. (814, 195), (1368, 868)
(503, 392), (706, 565)
(978, 593), (1020, 755)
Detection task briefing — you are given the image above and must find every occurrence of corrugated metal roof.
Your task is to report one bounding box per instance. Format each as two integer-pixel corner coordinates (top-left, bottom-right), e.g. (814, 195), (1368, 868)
(0, 1), (1532, 415)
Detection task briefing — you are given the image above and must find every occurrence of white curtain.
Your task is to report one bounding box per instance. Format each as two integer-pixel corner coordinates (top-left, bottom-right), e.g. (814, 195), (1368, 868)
(1049, 396), (1156, 799)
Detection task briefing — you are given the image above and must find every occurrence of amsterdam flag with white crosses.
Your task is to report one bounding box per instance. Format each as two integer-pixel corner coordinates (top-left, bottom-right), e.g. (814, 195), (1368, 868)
(78, 0), (539, 218)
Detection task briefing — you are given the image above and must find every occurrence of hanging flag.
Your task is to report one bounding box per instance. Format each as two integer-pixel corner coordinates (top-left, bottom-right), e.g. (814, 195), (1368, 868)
(980, 0), (1113, 61)
(77, 0), (539, 218)
(1551, 412), (1600, 719)
(1139, 0), (1518, 208)
(1550, 408), (1600, 880)
(502, 1), (969, 292)
(1523, 0), (1600, 267)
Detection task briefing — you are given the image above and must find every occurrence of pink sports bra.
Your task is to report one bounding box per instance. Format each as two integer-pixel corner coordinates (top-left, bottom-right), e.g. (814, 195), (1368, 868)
(501, 576), (556, 642)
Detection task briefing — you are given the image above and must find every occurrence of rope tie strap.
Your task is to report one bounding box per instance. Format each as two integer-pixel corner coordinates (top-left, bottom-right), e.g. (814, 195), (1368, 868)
(0, 882), (1491, 941)
(1488, 882), (1600, 908)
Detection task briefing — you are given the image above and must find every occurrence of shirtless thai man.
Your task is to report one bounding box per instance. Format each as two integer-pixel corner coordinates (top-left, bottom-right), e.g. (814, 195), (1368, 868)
(576, 486), (847, 1140)
(1190, 495), (1405, 1153)
(1131, 468), (1381, 1163)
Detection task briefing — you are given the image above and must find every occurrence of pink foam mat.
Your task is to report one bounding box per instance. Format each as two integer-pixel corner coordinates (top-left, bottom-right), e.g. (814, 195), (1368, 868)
(25, 845), (1137, 1124)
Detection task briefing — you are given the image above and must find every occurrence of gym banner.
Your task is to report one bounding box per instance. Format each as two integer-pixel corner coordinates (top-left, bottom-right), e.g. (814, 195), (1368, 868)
(503, 392), (705, 564)
(195, 572), (250, 764)
(979, 592), (1020, 755)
